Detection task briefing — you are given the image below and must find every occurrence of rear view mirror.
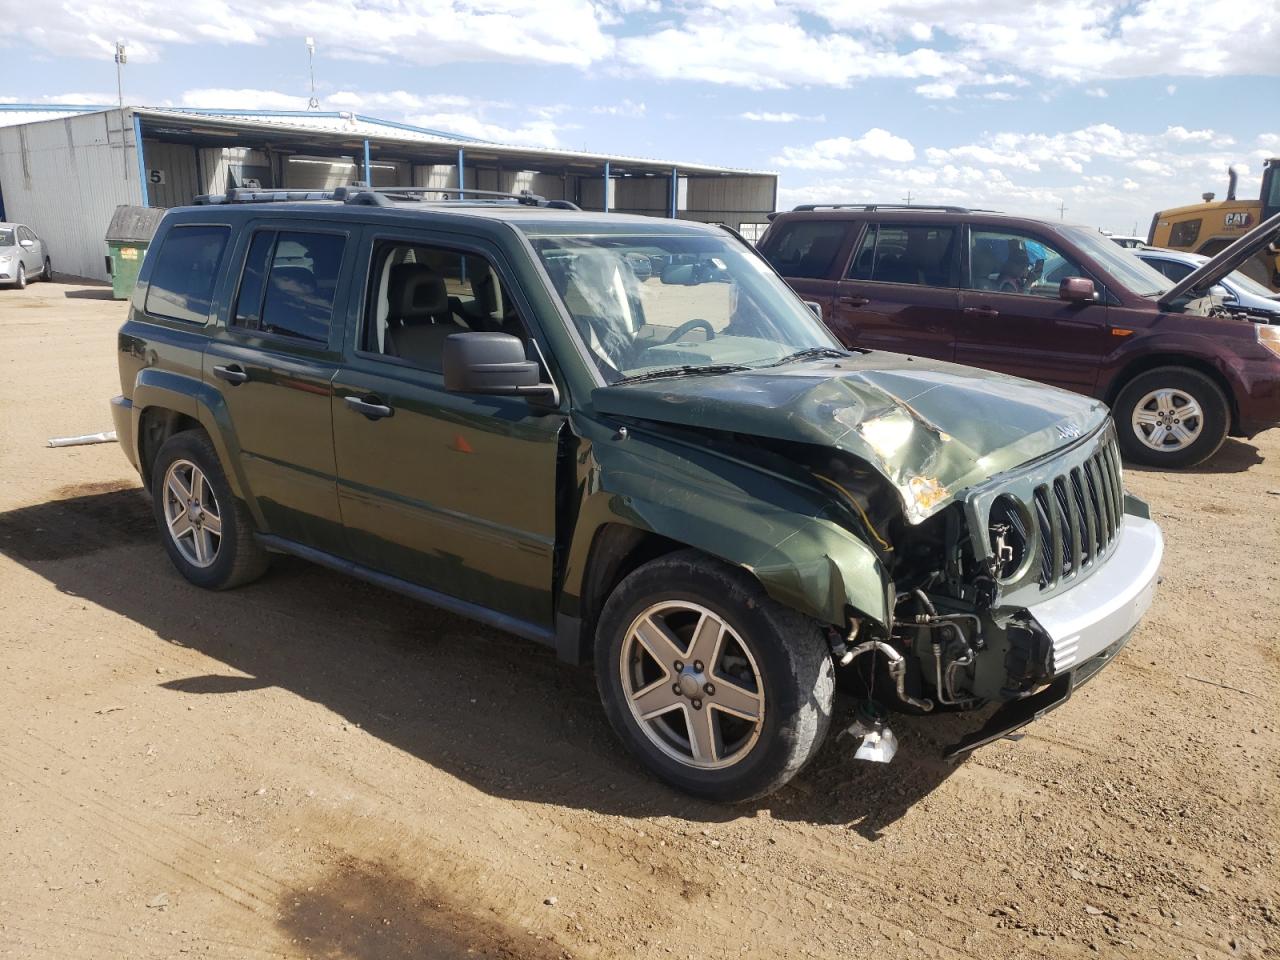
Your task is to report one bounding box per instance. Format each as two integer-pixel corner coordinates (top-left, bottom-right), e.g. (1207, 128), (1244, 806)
(1059, 277), (1096, 303)
(442, 332), (558, 404)
(803, 300), (822, 320)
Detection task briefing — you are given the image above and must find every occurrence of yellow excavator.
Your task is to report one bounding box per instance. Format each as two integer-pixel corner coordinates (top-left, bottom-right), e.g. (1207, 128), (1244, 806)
(1149, 158), (1280, 291)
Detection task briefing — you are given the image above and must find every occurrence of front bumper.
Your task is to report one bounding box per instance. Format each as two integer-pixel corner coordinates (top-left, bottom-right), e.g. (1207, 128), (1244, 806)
(1024, 507), (1163, 676)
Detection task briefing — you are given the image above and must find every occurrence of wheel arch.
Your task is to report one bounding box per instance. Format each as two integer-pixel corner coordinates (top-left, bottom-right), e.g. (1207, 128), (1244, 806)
(1104, 353), (1238, 432)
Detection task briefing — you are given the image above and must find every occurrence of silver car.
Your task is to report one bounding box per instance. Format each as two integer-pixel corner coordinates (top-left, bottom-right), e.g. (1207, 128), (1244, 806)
(0, 222), (51, 289)
(1137, 246), (1280, 321)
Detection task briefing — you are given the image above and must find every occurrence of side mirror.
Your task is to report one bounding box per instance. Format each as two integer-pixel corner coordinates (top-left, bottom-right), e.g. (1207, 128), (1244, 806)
(18, 239), (34, 249)
(1059, 277), (1096, 303)
(1209, 284), (1235, 302)
(442, 332), (558, 405)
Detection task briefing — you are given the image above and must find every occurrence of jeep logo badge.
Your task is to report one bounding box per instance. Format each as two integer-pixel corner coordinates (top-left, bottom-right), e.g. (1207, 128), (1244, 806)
(1056, 423), (1083, 440)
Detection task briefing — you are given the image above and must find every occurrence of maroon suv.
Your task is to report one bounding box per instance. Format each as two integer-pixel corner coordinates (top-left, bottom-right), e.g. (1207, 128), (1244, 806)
(760, 205), (1280, 467)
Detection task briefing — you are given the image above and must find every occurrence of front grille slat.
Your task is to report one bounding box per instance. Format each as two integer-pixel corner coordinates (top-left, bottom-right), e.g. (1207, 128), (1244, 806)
(1019, 428), (1126, 592)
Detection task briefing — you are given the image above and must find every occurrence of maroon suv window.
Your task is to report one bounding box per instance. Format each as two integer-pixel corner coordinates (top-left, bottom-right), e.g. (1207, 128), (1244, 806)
(847, 224), (958, 288)
(761, 221), (847, 279)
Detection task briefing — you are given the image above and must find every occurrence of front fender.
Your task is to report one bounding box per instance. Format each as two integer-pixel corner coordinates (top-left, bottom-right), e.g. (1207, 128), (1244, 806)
(561, 417), (891, 630)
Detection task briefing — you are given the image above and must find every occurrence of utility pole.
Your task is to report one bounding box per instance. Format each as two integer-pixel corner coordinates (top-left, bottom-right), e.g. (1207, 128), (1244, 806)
(1058, 200), (1068, 220)
(114, 42), (127, 109)
(305, 37), (319, 110)
(903, 190), (914, 206)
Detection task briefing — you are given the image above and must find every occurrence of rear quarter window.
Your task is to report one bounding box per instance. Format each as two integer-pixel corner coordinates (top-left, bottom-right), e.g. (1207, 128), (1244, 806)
(144, 224), (231, 324)
(760, 220), (848, 279)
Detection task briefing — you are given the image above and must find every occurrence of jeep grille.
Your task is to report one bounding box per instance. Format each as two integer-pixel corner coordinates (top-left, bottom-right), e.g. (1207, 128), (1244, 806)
(1030, 433), (1124, 589)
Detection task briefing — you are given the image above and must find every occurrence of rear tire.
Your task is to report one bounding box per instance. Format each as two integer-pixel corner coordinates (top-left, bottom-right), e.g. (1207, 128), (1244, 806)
(150, 430), (269, 590)
(1113, 367), (1229, 468)
(42, 257), (52, 281)
(595, 550), (834, 802)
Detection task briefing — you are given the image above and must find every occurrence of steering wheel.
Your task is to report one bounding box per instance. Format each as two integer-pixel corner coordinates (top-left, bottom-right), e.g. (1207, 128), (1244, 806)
(663, 318), (716, 345)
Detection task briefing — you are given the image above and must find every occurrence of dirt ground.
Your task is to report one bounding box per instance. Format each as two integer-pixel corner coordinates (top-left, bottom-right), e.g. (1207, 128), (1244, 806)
(1, 280), (1276, 960)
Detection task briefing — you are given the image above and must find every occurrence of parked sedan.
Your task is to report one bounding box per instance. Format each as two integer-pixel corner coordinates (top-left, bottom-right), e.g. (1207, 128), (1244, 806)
(0, 222), (52, 288)
(1136, 247), (1280, 321)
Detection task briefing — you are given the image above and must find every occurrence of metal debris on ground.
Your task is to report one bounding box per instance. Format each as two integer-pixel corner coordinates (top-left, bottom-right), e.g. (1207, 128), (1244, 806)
(47, 431), (118, 448)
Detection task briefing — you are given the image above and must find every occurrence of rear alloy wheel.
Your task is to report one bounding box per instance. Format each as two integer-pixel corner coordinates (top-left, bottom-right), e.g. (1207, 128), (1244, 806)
(14, 264), (25, 289)
(1114, 367), (1229, 468)
(150, 430), (269, 590)
(596, 550), (833, 801)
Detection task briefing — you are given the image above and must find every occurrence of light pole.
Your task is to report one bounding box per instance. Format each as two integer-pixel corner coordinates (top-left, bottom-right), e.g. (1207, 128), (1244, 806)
(114, 41), (127, 109)
(305, 37), (319, 109)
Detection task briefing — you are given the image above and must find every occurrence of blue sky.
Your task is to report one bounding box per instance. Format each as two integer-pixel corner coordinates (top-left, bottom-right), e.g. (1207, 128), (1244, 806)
(2, 0), (1276, 232)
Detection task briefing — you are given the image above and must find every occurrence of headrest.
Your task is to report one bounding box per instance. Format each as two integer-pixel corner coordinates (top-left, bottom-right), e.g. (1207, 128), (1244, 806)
(389, 263), (447, 322)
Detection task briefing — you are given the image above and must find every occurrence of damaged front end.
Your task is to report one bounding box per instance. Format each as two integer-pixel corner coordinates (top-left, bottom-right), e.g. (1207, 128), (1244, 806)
(826, 420), (1164, 761)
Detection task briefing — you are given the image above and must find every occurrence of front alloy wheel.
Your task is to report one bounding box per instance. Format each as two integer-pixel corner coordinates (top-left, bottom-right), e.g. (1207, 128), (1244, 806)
(1114, 366), (1229, 468)
(596, 551), (833, 802)
(620, 601), (765, 769)
(1130, 388), (1203, 454)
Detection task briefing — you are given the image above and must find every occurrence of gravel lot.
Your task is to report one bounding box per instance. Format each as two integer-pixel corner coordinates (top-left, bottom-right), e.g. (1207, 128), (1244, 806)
(1, 281), (1277, 959)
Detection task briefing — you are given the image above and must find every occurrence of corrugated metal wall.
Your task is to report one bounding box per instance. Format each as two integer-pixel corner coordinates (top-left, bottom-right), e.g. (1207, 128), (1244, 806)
(0, 109), (142, 281)
(141, 140), (200, 207)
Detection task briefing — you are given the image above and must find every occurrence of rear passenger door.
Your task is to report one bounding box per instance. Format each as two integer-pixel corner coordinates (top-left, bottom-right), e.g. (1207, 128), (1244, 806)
(830, 221), (961, 361)
(955, 226), (1108, 392)
(330, 229), (565, 630)
(203, 222), (353, 554)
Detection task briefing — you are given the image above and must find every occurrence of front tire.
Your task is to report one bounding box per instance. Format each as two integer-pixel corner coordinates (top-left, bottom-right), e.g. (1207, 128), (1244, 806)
(595, 550), (834, 802)
(150, 430), (268, 590)
(14, 264), (25, 289)
(1113, 367), (1229, 468)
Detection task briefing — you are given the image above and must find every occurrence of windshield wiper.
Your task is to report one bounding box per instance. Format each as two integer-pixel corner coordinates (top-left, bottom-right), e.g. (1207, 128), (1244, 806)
(614, 363), (751, 385)
(763, 346), (855, 367)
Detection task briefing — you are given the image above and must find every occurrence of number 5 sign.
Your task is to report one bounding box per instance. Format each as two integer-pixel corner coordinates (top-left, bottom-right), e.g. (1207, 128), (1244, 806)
(148, 169), (166, 185)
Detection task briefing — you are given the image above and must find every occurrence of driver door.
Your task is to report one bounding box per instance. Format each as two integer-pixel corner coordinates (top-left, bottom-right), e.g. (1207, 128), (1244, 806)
(955, 226), (1108, 392)
(331, 228), (566, 629)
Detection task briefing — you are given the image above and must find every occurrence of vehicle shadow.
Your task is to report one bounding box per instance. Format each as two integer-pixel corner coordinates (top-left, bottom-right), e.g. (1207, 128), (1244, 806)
(0, 486), (978, 832)
(1126, 436), (1264, 475)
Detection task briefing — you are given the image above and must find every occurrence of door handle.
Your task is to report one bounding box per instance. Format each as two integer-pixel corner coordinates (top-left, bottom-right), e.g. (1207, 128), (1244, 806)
(963, 306), (1000, 319)
(213, 364), (248, 385)
(344, 395), (394, 420)
(838, 296), (870, 307)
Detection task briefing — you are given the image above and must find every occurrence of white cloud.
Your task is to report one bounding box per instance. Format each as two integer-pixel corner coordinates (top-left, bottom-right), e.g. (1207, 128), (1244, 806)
(1084, 87), (1108, 98)
(740, 111), (825, 123)
(982, 91), (1016, 101)
(773, 128), (916, 169)
(915, 82), (958, 99)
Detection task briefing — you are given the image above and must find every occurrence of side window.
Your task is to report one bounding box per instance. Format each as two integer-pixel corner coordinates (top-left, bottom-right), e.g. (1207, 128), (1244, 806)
(847, 224), (957, 287)
(232, 230), (345, 343)
(361, 239), (526, 374)
(968, 230), (1084, 298)
(1147, 259), (1194, 282)
(1168, 219), (1201, 248)
(761, 221), (847, 279)
(144, 224), (231, 324)
(19, 227), (34, 243)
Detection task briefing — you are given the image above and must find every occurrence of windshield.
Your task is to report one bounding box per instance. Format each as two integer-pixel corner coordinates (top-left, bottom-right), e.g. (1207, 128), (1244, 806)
(0, 228), (15, 247)
(1228, 268), (1280, 300)
(1064, 226), (1172, 297)
(530, 232), (840, 383)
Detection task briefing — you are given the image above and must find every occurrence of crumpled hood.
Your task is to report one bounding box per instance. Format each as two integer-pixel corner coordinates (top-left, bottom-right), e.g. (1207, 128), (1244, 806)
(591, 353), (1109, 523)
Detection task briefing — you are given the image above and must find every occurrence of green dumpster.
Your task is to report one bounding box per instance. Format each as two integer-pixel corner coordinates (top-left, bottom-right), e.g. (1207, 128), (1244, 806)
(105, 205), (164, 300)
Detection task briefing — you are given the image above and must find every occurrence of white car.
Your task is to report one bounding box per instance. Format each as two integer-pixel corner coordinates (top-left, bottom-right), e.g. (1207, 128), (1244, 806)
(1136, 247), (1280, 321)
(0, 222), (52, 288)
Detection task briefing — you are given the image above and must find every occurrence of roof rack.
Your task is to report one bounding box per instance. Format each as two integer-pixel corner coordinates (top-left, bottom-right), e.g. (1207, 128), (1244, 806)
(790, 203), (981, 213)
(193, 184), (581, 210)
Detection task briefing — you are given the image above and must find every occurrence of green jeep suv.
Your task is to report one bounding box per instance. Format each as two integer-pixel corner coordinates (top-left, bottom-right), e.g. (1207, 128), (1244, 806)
(110, 187), (1164, 801)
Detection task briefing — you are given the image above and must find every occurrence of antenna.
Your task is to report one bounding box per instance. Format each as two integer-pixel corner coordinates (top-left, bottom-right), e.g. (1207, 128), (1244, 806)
(114, 41), (127, 110)
(305, 37), (319, 110)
